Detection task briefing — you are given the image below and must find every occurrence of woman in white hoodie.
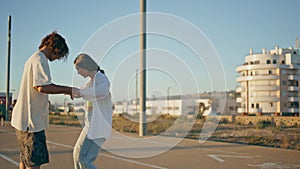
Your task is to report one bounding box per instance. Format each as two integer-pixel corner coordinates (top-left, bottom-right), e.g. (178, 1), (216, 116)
(73, 53), (113, 169)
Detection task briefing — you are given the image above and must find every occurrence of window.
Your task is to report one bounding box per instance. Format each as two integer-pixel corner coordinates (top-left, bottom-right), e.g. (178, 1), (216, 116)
(254, 60), (260, 64)
(281, 70), (286, 75)
(251, 103), (254, 108)
(270, 103), (273, 107)
(289, 102), (298, 108)
(173, 107), (180, 110)
(282, 91), (287, 96)
(273, 60), (277, 64)
(268, 70), (272, 74)
(267, 60), (271, 64)
(281, 81), (286, 85)
(288, 80), (298, 86)
(256, 103), (259, 108)
(282, 60), (285, 64)
(283, 103), (287, 108)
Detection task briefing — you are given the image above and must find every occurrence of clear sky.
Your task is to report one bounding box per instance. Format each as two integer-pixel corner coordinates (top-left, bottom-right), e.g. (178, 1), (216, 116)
(0, 0), (299, 104)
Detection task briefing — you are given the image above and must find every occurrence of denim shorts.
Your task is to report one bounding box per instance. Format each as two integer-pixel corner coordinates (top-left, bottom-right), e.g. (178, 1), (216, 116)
(15, 129), (49, 167)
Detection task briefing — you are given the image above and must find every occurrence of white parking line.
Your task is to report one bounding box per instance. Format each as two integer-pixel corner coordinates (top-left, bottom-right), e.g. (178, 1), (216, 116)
(101, 153), (168, 169)
(1, 127), (167, 169)
(0, 129), (15, 135)
(0, 153), (19, 166)
(47, 140), (168, 169)
(0, 129), (20, 166)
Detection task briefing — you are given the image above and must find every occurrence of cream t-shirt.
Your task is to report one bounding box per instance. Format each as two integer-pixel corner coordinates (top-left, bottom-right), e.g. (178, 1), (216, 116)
(11, 51), (52, 132)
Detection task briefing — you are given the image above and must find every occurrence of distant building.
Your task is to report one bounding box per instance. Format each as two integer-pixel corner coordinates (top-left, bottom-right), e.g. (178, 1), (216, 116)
(0, 92), (13, 120)
(0, 92), (12, 106)
(236, 45), (300, 116)
(113, 97), (196, 116)
(112, 91), (238, 116)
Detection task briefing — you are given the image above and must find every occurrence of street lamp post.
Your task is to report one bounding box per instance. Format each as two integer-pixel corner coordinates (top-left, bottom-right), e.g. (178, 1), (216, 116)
(139, 0), (147, 136)
(167, 87), (171, 114)
(6, 15), (12, 121)
(136, 69), (138, 114)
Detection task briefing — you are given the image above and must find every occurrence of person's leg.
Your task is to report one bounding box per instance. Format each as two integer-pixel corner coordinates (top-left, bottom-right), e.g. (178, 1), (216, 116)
(73, 130), (86, 169)
(16, 129), (29, 169)
(78, 137), (105, 169)
(19, 162), (25, 169)
(15, 129), (49, 169)
(19, 162), (40, 169)
(26, 166), (40, 169)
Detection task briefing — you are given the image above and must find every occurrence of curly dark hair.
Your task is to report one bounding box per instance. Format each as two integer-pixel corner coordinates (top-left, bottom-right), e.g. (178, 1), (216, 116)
(39, 32), (69, 60)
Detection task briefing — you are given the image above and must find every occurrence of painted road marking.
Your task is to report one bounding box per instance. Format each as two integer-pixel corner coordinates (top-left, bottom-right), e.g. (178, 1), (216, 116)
(0, 153), (19, 166)
(47, 140), (168, 169)
(208, 154), (256, 163)
(100, 154), (168, 169)
(0, 129), (15, 135)
(1, 129), (167, 169)
(0, 129), (19, 166)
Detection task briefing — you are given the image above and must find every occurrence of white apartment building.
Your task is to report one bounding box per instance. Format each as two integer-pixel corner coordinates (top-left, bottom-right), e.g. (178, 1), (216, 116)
(236, 45), (300, 116)
(112, 91), (238, 116)
(113, 98), (196, 116)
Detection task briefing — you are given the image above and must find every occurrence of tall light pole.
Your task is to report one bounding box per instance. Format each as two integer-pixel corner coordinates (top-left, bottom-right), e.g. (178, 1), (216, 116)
(6, 15), (12, 121)
(136, 69), (138, 114)
(139, 0), (147, 136)
(64, 98), (67, 113)
(167, 87), (171, 114)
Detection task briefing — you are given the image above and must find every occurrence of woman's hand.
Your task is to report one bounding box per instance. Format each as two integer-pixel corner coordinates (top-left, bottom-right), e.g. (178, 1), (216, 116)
(71, 87), (82, 99)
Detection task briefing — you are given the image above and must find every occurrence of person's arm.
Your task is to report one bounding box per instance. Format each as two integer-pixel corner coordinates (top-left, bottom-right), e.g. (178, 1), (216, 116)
(80, 74), (110, 99)
(80, 82), (109, 98)
(34, 84), (74, 96)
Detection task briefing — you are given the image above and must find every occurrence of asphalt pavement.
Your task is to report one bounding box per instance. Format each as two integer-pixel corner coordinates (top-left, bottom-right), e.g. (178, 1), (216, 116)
(1, 123), (300, 169)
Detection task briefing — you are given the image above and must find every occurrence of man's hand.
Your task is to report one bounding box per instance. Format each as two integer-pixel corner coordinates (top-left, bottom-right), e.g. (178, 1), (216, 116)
(71, 87), (81, 99)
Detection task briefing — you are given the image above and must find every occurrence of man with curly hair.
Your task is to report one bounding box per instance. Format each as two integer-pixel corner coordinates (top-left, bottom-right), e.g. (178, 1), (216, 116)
(11, 32), (80, 169)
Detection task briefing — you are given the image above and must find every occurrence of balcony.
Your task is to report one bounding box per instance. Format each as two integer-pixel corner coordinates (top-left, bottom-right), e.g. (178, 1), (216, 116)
(288, 108), (299, 113)
(236, 64), (280, 72)
(236, 75), (279, 82)
(288, 75), (300, 80)
(236, 64), (293, 72)
(236, 97), (245, 103)
(288, 97), (299, 102)
(250, 86), (279, 91)
(249, 108), (262, 113)
(237, 108), (246, 113)
(288, 86), (299, 91)
(249, 96), (279, 102)
(236, 87), (244, 93)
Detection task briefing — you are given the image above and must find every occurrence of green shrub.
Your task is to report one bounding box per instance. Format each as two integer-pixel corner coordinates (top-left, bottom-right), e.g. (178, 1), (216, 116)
(256, 120), (272, 129)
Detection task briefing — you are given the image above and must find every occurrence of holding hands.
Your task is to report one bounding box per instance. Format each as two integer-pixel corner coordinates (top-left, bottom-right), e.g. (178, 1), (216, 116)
(71, 87), (82, 99)
(65, 87), (81, 100)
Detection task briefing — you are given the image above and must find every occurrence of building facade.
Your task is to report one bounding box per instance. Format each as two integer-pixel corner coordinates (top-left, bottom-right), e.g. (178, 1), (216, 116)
(113, 98), (196, 116)
(236, 45), (300, 116)
(112, 91), (238, 116)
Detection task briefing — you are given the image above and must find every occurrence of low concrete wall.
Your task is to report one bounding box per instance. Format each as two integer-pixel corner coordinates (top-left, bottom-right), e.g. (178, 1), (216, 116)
(219, 115), (300, 127)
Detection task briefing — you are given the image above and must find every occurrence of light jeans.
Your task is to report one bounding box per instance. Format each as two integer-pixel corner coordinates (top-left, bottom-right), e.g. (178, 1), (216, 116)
(73, 130), (106, 169)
